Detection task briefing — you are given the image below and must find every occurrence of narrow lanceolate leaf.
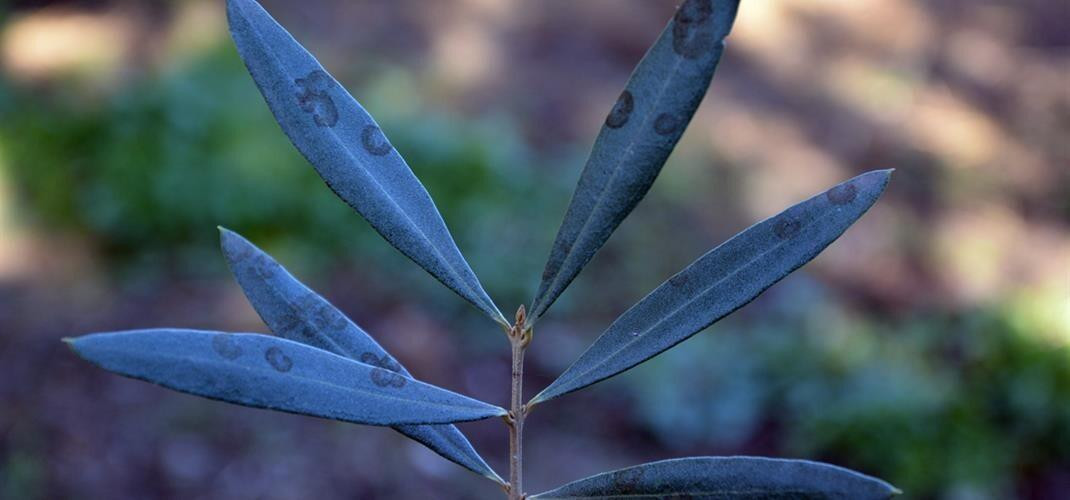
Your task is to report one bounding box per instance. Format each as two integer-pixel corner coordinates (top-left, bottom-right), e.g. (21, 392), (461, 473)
(533, 170), (892, 404)
(529, 0), (741, 324)
(531, 457), (901, 499)
(66, 329), (506, 425)
(219, 228), (503, 484)
(226, 0), (505, 326)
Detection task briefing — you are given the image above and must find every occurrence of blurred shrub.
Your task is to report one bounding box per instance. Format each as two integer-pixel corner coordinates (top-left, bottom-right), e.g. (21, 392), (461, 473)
(628, 278), (1069, 498)
(0, 46), (566, 305)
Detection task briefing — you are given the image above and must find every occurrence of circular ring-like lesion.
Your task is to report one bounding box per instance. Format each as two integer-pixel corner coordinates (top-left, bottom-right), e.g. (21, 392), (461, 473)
(295, 70), (340, 128)
(264, 346), (294, 372)
(605, 90), (635, 129)
(672, 0), (716, 60)
(827, 182), (859, 205)
(212, 334), (243, 360)
(361, 125), (393, 156)
(653, 112), (681, 136)
(773, 217), (802, 239)
(360, 352), (407, 388)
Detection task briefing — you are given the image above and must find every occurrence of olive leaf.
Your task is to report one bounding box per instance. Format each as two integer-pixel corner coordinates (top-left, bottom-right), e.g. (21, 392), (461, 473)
(65, 330), (506, 426)
(530, 456), (900, 499)
(532, 170), (892, 404)
(219, 228), (503, 484)
(528, 0), (740, 324)
(226, 0), (506, 326)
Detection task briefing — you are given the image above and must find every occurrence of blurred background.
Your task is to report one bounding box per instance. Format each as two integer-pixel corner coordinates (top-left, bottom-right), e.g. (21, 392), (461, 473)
(0, 0), (1067, 498)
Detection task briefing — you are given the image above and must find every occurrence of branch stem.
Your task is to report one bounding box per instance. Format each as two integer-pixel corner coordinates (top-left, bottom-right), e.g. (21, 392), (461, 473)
(506, 306), (530, 500)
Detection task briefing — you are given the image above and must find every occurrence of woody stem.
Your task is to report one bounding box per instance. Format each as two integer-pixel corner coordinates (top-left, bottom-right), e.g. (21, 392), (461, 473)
(506, 308), (529, 499)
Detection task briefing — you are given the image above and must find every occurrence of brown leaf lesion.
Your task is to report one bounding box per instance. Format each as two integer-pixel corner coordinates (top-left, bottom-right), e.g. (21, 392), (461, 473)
(294, 70), (339, 127)
(360, 352), (407, 388)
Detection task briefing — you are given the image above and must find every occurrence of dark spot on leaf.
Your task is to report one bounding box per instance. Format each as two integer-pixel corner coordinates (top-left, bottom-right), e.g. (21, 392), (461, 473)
(267, 293), (321, 342)
(361, 125), (393, 156)
(296, 69), (332, 93)
(265, 346), (293, 372)
(295, 70), (339, 128)
(211, 334), (243, 360)
(295, 294), (349, 339)
(371, 367), (407, 388)
(359, 352), (378, 366)
(827, 182), (858, 205)
(773, 217), (802, 239)
(653, 113), (680, 136)
(368, 353), (402, 372)
(360, 352), (407, 388)
(669, 272), (690, 288)
(231, 242), (253, 261)
(292, 294), (321, 339)
(322, 305), (350, 332)
(672, 0), (715, 59)
(253, 253), (278, 278)
(273, 307), (306, 341)
(677, 0), (713, 24)
(541, 265), (555, 282)
(384, 358), (401, 373)
(605, 90), (634, 129)
(610, 467), (645, 495)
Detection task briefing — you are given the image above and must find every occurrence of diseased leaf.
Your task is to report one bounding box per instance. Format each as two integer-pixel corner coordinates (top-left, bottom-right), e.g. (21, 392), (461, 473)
(532, 170), (892, 404)
(219, 228), (503, 484)
(529, 0), (741, 324)
(66, 329), (506, 425)
(531, 456), (900, 499)
(226, 0), (505, 325)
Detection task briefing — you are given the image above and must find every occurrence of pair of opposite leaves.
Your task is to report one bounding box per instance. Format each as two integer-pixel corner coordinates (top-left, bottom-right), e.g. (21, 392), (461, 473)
(68, 0), (896, 497)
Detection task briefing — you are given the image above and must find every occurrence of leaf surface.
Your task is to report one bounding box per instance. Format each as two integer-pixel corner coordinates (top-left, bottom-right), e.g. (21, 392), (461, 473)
(529, 0), (741, 323)
(531, 456), (900, 499)
(67, 329), (506, 425)
(226, 0), (504, 325)
(219, 228), (502, 483)
(533, 170), (892, 404)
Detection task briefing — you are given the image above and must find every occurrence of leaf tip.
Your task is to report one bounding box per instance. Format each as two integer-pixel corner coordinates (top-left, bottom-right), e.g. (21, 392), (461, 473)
(217, 227), (250, 259)
(216, 225), (236, 243)
(217, 226), (237, 242)
(852, 168), (894, 196)
(62, 335), (89, 359)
